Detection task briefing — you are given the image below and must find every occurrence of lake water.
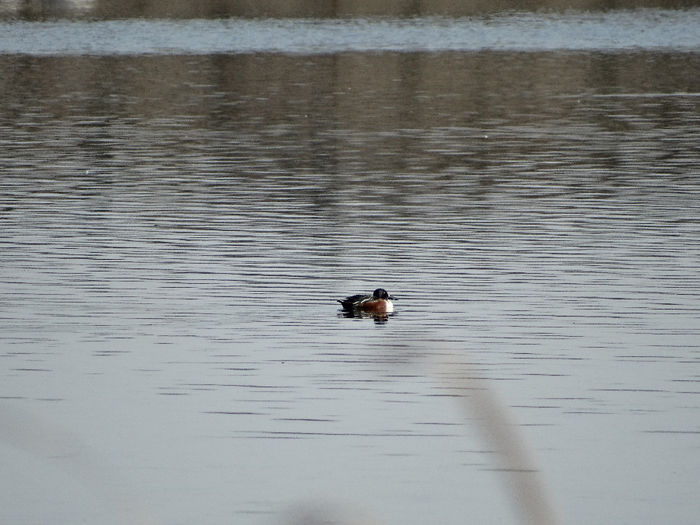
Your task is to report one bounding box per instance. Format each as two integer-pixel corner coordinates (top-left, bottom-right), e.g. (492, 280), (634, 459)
(1, 10), (700, 54)
(1, 10), (700, 525)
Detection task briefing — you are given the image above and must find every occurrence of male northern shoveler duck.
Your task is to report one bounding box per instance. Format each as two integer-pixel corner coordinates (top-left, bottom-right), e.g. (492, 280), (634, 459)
(337, 288), (395, 314)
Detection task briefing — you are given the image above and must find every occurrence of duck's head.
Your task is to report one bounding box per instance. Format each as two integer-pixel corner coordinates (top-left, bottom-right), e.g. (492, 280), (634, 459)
(373, 288), (394, 300)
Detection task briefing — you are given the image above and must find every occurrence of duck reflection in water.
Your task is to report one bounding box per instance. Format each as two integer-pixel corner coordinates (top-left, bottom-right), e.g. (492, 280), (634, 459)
(337, 288), (395, 323)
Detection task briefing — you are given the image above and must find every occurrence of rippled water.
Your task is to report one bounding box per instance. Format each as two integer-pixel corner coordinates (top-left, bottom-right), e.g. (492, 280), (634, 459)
(1, 9), (700, 55)
(1, 12), (700, 525)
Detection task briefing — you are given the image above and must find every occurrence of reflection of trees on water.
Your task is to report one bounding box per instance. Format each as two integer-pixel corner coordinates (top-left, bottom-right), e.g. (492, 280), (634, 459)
(1, 51), (697, 220)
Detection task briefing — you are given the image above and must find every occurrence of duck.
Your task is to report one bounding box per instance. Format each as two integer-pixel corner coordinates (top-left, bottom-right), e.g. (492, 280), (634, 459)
(337, 288), (395, 314)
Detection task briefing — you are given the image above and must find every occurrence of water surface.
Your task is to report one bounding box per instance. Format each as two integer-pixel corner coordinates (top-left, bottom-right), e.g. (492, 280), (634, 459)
(1, 10), (700, 55)
(1, 12), (700, 525)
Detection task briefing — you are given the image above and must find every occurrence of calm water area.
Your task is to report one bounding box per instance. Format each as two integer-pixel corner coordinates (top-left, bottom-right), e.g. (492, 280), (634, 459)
(1, 9), (700, 525)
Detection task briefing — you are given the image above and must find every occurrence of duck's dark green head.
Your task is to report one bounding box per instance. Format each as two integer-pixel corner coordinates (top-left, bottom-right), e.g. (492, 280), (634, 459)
(373, 288), (393, 300)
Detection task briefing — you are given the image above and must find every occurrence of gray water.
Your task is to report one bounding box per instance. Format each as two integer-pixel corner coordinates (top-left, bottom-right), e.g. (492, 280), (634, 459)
(1, 10), (700, 54)
(1, 11), (700, 525)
